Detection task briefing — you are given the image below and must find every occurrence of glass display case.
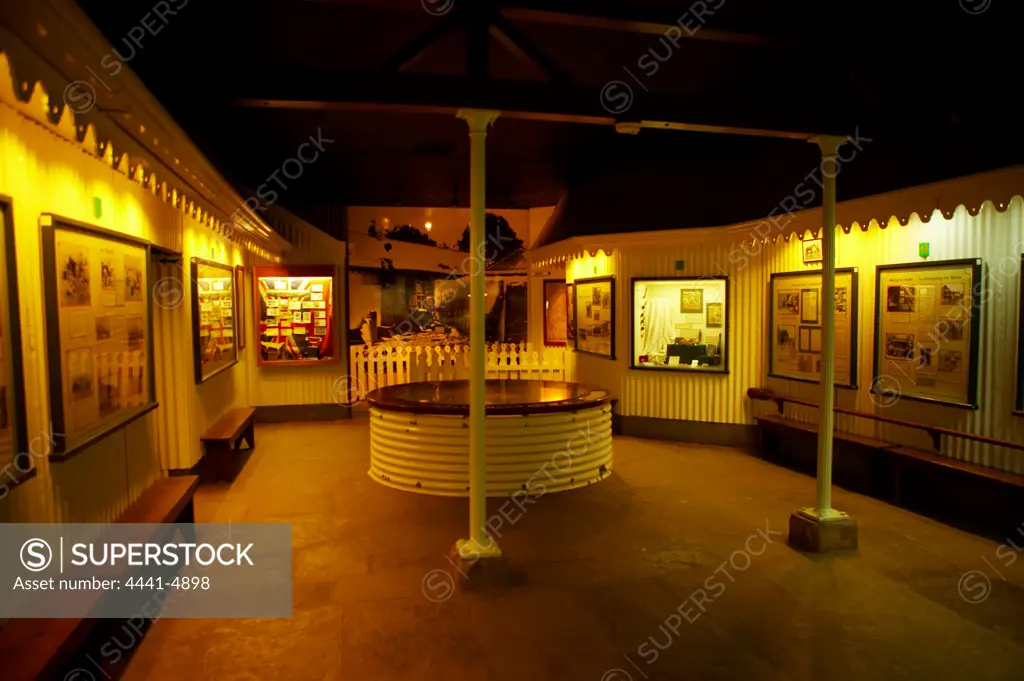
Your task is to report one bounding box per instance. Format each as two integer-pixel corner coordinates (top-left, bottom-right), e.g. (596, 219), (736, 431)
(631, 276), (728, 372)
(191, 258), (238, 383)
(254, 265), (337, 366)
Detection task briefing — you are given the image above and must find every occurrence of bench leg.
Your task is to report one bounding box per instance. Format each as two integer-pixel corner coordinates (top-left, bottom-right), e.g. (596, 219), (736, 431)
(241, 420), (256, 451)
(178, 498), (195, 524)
(206, 441), (233, 482)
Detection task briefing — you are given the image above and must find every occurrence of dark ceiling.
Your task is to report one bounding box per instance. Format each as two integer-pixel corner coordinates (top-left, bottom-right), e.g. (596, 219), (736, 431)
(74, 0), (1024, 234)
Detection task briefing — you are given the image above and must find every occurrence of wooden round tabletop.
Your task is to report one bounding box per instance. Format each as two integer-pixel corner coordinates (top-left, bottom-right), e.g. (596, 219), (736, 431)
(365, 380), (613, 416)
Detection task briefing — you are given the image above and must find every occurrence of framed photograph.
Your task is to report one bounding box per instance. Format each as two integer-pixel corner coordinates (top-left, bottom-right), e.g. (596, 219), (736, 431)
(706, 302), (723, 328)
(800, 289), (819, 324)
(873, 259), (982, 408)
(255, 265), (337, 366)
(777, 291), (800, 314)
(41, 215), (156, 459)
(680, 288), (703, 314)
(191, 258), (238, 383)
(631, 276), (729, 373)
(802, 238), (823, 264)
(573, 276), (615, 359)
(543, 279), (568, 346)
(768, 268), (858, 387)
(0, 198), (31, 484)
(235, 265), (246, 350)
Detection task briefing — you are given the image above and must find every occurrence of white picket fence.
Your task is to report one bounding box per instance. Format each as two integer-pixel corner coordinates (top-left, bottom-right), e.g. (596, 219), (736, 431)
(348, 342), (574, 401)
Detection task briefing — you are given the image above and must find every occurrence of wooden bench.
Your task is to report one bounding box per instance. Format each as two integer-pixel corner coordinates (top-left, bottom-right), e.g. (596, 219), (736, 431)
(200, 407), (256, 481)
(755, 413), (1024, 537)
(0, 475), (199, 681)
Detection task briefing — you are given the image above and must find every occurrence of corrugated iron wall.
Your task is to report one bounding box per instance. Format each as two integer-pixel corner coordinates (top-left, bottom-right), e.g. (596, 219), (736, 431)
(567, 199), (1024, 474)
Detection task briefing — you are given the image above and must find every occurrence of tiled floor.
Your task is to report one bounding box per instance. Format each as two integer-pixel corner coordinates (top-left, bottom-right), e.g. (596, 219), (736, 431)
(121, 415), (1024, 680)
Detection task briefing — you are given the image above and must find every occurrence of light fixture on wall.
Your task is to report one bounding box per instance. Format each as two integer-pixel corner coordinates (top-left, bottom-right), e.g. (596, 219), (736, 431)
(425, 221), (432, 232)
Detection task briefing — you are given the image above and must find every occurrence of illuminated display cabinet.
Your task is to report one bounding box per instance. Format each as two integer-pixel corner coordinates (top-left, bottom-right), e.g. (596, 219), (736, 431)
(190, 257), (238, 383)
(254, 265), (337, 366)
(632, 276), (729, 372)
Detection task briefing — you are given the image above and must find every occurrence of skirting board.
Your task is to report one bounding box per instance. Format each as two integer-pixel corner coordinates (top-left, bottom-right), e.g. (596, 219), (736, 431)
(255, 404), (353, 423)
(618, 415), (757, 449)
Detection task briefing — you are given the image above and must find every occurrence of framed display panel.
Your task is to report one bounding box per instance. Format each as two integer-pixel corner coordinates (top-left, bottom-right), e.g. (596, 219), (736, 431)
(41, 215), (157, 459)
(255, 264), (338, 366)
(191, 258), (238, 383)
(631, 276), (729, 373)
(1017, 255), (1024, 414)
(0, 198), (31, 484)
(236, 265), (247, 350)
(769, 268), (859, 388)
(543, 279), (568, 346)
(566, 283), (575, 349)
(573, 276), (615, 359)
(872, 259), (982, 409)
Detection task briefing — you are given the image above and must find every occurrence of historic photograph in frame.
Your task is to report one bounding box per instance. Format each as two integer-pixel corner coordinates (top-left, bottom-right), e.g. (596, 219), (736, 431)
(543, 279), (567, 346)
(40, 215), (156, 459)
(768, 268), (858, 388)
(235, 264), (247, 351)
(632, 276), (729, 373)
(0, 198), (30, 483)
(573, 276), (615, 359)
(872, 259), (982, 408)
(802, 238), (823, 264)
(190, 257), (238, 383)
(255, 264), (338, 366)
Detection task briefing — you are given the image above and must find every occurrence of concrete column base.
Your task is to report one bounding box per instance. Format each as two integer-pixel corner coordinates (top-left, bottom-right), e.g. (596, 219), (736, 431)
(448, 547), (514, 591)
(788, 511), (859, 553)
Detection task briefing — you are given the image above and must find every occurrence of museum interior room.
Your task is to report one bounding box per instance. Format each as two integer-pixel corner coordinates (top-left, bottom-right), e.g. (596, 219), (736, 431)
(1, 0), (1024, 679)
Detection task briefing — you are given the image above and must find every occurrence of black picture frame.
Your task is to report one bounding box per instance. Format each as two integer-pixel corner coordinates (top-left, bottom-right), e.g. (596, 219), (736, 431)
(190, 257), (239, 383)
(768, 268), (859, 389)
(1016, 255), (1024, 415)
(0, 197), (33, 487)
(630, 276), (730, 374)
(41, 215), (157, 460)
(572, 276), (615, 360)
(235, 264), (247, 351)
(871, 258), (983, 409)
(542, 279), (568, 346)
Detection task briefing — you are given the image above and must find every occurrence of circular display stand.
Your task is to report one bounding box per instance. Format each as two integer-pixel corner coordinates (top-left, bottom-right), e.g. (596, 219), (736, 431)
(366, 380), (614, 497)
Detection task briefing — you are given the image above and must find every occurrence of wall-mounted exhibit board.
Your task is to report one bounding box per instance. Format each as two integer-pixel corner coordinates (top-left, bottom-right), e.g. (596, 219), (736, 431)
(573, 276), (615, 359)
(769, 268), (858, 387)
(872, 259), (982, 408)
(191, 258), (238, 383)
(0, 199), (29, 480)
(1017, 255), (1024, 414)
(632, 276), (728, 372)
(255, 265), (337, 366)
(41, 216), (157, 458)
(566, 283), (575, 348)
(543, 280), (567, 346)
(236, 265), (247, 350)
